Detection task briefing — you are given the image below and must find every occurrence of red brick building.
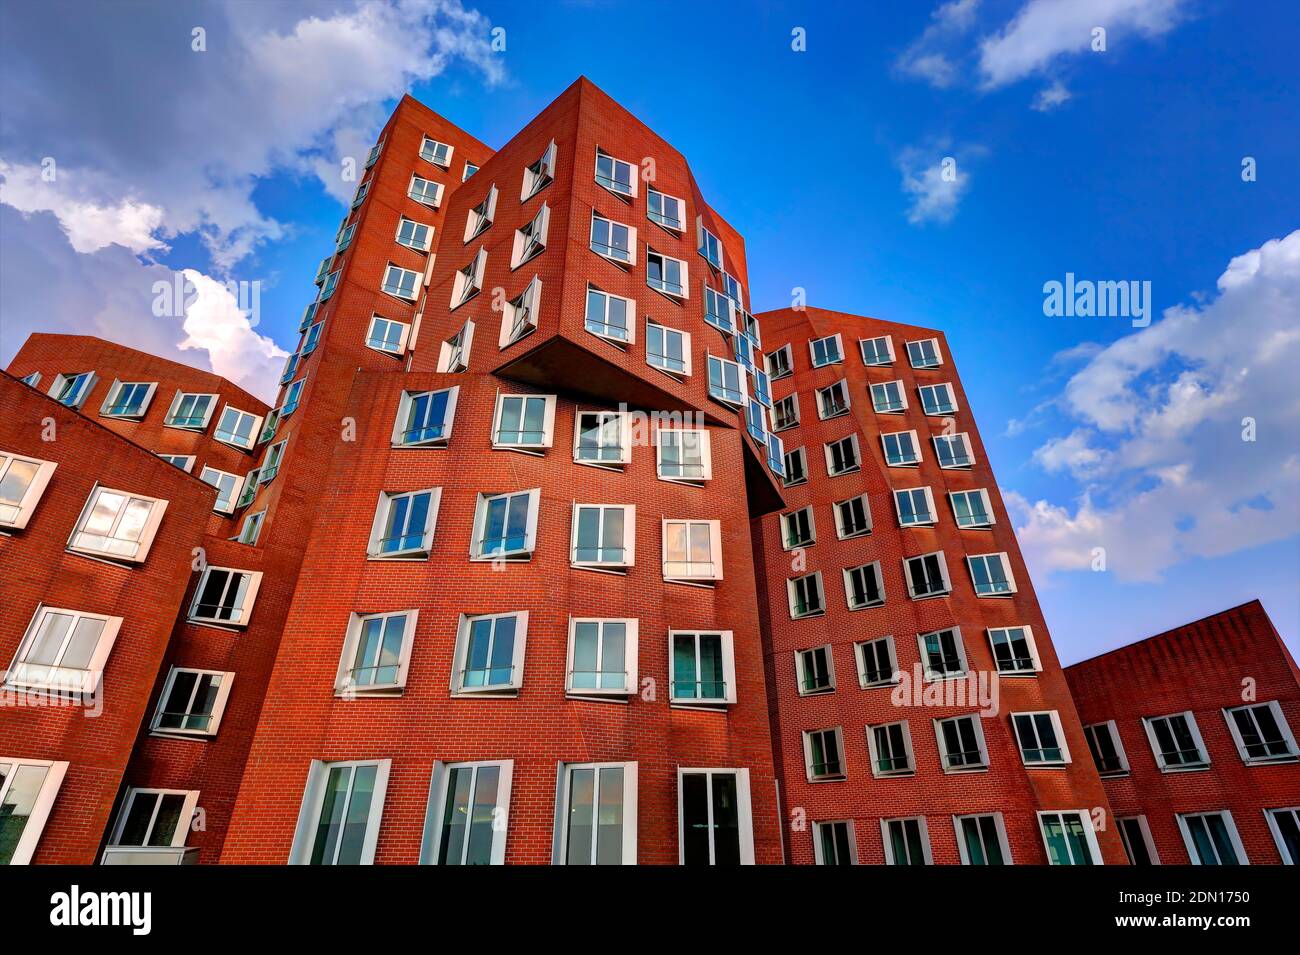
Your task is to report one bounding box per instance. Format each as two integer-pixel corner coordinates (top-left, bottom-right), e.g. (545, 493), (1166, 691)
(1066, 601), (1300, 865)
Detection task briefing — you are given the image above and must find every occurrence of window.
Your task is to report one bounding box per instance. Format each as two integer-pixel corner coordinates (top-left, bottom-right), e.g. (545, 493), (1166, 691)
(492, 394), (556, 450)
(237, 510), (264, 545)
(816, 380), (850, 419)
(1118, 816), (1160, 865)
(857, 636), (897, 687)
(381, 263), (420, 301)
(882, 818), (931, 865)
(500, 276), (542, 347)
(1265, 807), (1300, 865)
(646, 321), (690, 376)
(870, 380), (907, 413)
(781, 506), (814, 549)
(904, 551), (951, 599)
(968, 552), (1016, 596)
(868, 721), (914, 776)
(590, 212), (634, 265)
(678, 768), (754, 865)
(0, 757), (68, 864)
(366, 315), (410, 355)
(813, 821), (857, 865)
(721, 272), (743, 309)
(259, 438), (287, 482)
(335, 221), (356, 253)
(521, 139), (557, 201)
(918, 627), (966, 680)
(697, 220), (723, 269)
(795, 645), (834, 695)
(823, 435), (860, 476)
(68, 486), (167, 562)
(1177, 811), (1246, 865)
(595, 148), (636, 197)
(280, 351), (300, 385)
(280, 377), (305, 416)
(574, 411), (630, 468)
(988, 626), (1040, 675)
(462, 161), (478, 180)
(50, 371), (97, 408)
(464, 184), (499, 242)
(511, 202), (550, 268)
(567, 619), (637, 696)
(350, 181), (369, 208)
(421, 760), (512, 866)
(409, 174), (443, 207)
(365, 140), (382, 168)
(919, 382), (957, 416)
(859, 336), (894, 365)
(585, 285), (634, 344)
(935, 714), (989, 772)
(772, 394), (799, 431)
(314, 255), (333, 285)
(767, 345), (793, 379)
(1038, 811), (1100, 865)
(318, 269), (340, 301)
(669, 631), (736, 704)
(213, 406), (262, 450)
(1083, 720), (1130, 776)
(706, 355), (744, 406)
(809, 334), (843, 368)
(258, 410), (279, 444)
(334, 611), (417, 696)
(188, 567), (262, 627)
(471, 489), (540, 560)
(19, 371), (41, 388)
(571, 503), (635, 570)
(907, 337), (942, 368)
(420, 136), (453, 168)
(151, 668), (234, 737)
(452, 612), (528, 695)
(744, 398), (767, 444)
(199, 466), (243, 514)
(833, 494), (871, 539)
(733, 331), (755, 372)
(109, 789), (199, 849)
(290, 759), (390, 865)
(555, 763), (637, 865)
(164, 391), (217, 430)
(1224, 701), (1298, 763)
(656, 429), (711, 482)
(1144, 711), (1210, 771)
(934, 433), (974, 468)
(367, 488), (441, 559)
(157, 453), (194, 473)
(99, 380), (156, 418)
(299, 301), (318, 333)
(881, 429), (921, 466)
(235, 469), (260, 509)
(4, 606), (121, 695)
(438, 320), (474, 373)
(662, 519), (723, 582)
(395, 216), (433, 252)
(1013, 711), (1070, 766)
(782, 446), (807, 486)
(0, 451), (56, 530)
(844, 561), (885, 610)
(752, 367), (772, 408)
(951, 489), (994, 528)
(767, 433), (786, 478)
(300, 321), (323, 355)
(787, 572), (825, 619)
(647, 249), (688, 298)
(803, 728), (845, 781)
(894, 487), (936, 527)
(955, 814), (1011, 865)
(647, 187), (683, 231)
(451, 248), (486, 308)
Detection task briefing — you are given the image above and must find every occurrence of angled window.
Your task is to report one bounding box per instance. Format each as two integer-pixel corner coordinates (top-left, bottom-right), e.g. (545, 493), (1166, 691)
(646, 321), (690, 376)
(894, 486), (936, 527)
(1223, 701), (1298, 764)
(438, 320), (474, 373)
(968, 552), (1016, 596)
(471, 489), (540, 560)
(919, 382), (957, 416)
(421, 760), (512, 866)
(157, 453), (194, 473)
(867, 721), (914, 777)
(706, 355), (745, 406)
(451, 248), (487, 308)
(833, 493), (871, 539)
(280, 351), (300, 386)
(882, 817), (932, 865)
(781, 506), (814, 550)
(795, 645), (835, 695)
(988, 626), (1040, 675)
(935, 714), (989, 772)
(817, 380), (850, 419)
(1144, 711), (1210, 771)
(364, 141), (383, 168)
(99, 380), (156, 419)
(662, 519), (723, 582)
(0, 757), (68, 864)
(109, 788), (199, 850)
(571, 503), (635, 570)
(511, 201), (550, 269)
(280, 377), (305, 417)
(585, 285), (634, 344)
(803, 727), (845, 781)
(752, 367), (772, 408)
(809, 334), (843, 368)
(420, 136), (453, 168)
(463, 184), (499, 241)
(335, 611), (417, 696)
(189, 567), (262, 627)
(656, 429), (711, 483)
(772, 394), (799, 431)
(19, 371), (41, 388)
(697, 218), (723, 270)
(554, 762), (637, 865)
(859, 335), (894, 366)
(917, 626), (967, 679)
(743, 398), (767, 445)
(1117, 815), (1160, 865)
(904, 551), (951, 599)
(823, 434), (860, 476)
(335, 222), (356, 253)
(766, 344), (793, 379)
(567, 619), (638, 696)
(1265, 807), (1300, 865)
(733, 330), (756, 373)
(1013, 711), (1070, 766)
(314, 255), (333, 285)
(1177, 811), (1246, 865)
(350, 181), (370, 208)
(951, 488), (994, 528)
(678, 768), (753, 864)
(452, 612), (528, 695)
(68, 486), (167, 562)
(290, 759), (390, 865)
(259, 438), (287, 482)
(366, 315), (410, 356)
(595, 148), (636, 198)
(382, 263), (420, 301)
(164, 391), (217, 431)
(844, 561), (885, 610)
(298, 301), (318, 333)
(462, 161), (478, 180)
(1039, 811), (1100, 865)
(881, 429), (921, 466)
(721, 272), (743, 309)
(492, 394), (556, 450)
(4, 606), (121, 695)
(300, 321), (324, 356)
(703, 286), (734, 333)
(669, 631), (736, 705)
(0, 451), (56, 530)
(590, 212), (634, 265)
(237, 510), (265, 545)
(367, 488), (440, 559)
(521, 139), (557, 201)
(934, 432), (974, 469)
(856, 635), (897, 687)
(647, 249), (688, 299)
(318, 269), (340, 301)
(813, 821), (856, 865)
(870, 380), (907, 413)
(409, 174), (443, 207)
(955, 814), (1011, 865)
(501, 276), (542, 347)
(395, 216), (433, 252)
(782, 446), (807, 486)
(214, 406), (262, 450)
(647, 187), (683, 231)
(151, 667), (234, 737)
(787, 571), (825, 619)
(235, 469), (261, 509)
(1083, 720), (1130, 776)
(574, 411), (630, 468)
(741, 310), (762, 349)
(907, 337), (942, 368)
(199, 466), (243, 514)
(766, 432), (786, 478)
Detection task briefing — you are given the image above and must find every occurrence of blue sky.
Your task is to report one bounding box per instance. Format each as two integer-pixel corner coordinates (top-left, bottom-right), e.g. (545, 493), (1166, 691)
(1, 0), (1296, 662)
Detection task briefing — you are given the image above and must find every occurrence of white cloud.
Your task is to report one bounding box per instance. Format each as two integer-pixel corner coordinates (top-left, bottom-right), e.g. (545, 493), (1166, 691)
(1031, 79), (1072, 111)
(895, 0), (982, 88)
(179, 269), (289, 400)
(897, 143), (978, 225)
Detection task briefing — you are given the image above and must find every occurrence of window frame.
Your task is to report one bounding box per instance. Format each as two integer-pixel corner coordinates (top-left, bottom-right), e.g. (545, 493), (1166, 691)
(464, 184), (499, 242)
(584, 284), (636, 346)
(987, 625), (1042, 675)
(645, 319), (691, 377)
(1083, 719), (1131, 776)
(802, 726), (847, 782)
(3, 605), (122, 696)
(552, 761), (638, 865)
(859, 335), (895, 366)
(906, 337), (943, 369)
(573, 410), (632, 469)
(1222, 700), (1299, 764)
(511, 201), (551, 269)
(66, 484), (168, 563)
(933, 432), (975, 469)
(812, 820), (858, 865)
(904, 550), (952, 599)
(816, 379), (851, 420)
(934, 713), (990, 773)
(655, 428), (712, 483)
(366, 487), (442, 560)
(381, 263), (421, 302)
(589, 210), (636, 267)
(366, 314), (412, 356)
(333, 610), (419, 697)
(570, 502), (636, 571)
(843, 561), (886, 610)
(918, 382), (958, 416)
(163, 390), (218, 431)
(1264, 807), (1300, 864)
(953, 813), (1013, 865)
(832, 493), (872, 540)
(419, 136), (454, 169)
(187, 566), (263, 628)
(408, 173), (444, 208)
(794, 644), (836, 696)
(781, 505), (816, 550)
(646, 248), (689, 300)
(881, 429), (922, 467)
(867, 720), (915, 778)
(450, 611), (529, 696)
(0, 757), (68, 864)
(917, 626), (968, 681)
(1011, 710), (1072, 767)
(647, 187), (684, 232)
(950, 488), (995, 528)
(869, 379), (908, 414)
(967, 551), (1018, 597)
(881, 816), (933, 865)
(823, 434), (861, 477)
(99, 379), (158, 419)
(0, 451), (57, 530)
(893, 486), (937, 528)
(856, 635), (898, 688)
(521, 139), (557, 201)
(594, 147), (637, 199)
(491, 393), (557, 452)
(213, 405), (263, 450)
(108, 788), (200, 849)
(394, 215), (433, 252)
(771, 393), (800, 431)
(149, 667), (235, 738)
(438, 320), (475, 373)
(661, 519), (724, 583)
(450, 248), (487, 309)
(808, 334), (843, 368)
(676, 768), (754, 865)
(1117, 814), (1161, 865)
(199, 465), (244, 515)
(418, 759), (513, 866)
(1143, 711), (1211, 772)
(289, 759), (391, 865)
(1176, 810), (1248, 865)
(48, 371), (98, 409)
(470, 488), (541, 561)
(668, 630), (737, 706)
(501, 276), (543, 348)
(786, 571), (826, 619)
(565, 618), (639, 698)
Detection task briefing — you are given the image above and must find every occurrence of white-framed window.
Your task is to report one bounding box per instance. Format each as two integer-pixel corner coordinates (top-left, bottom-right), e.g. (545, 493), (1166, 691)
(867, 721), (914, 777)
(882, 817), (932, 865)
(67, 485), (167, 563)
(833, 493), (872, 539)
(585, 285), (635, 344)
(259, 438), (288, 482)
(99, 380), (157, 419)
(300, 321), (324, 355)
(768, 433), (787, 480)
(859, 336), (894, 366)
(721, 271), (743, 310)
(314, 255), (334, 285)
(350, 181), (370, 208)
(752, 367), (772, 408)
(280, 351), (300, 386)
(199, 466), (243, 514)
(237, 510), (265, 545)
(492, 393), (556, 451)
(212, 405), (262, 450)
(907, 337), (942, 368)
(743, 397), (767, 445)
(935, 714), (989, 772)
(1177, 811), (1247, 865)
(647, 187), (683, 231)
(49, 371), (97, 408)
(656, 429), (712, 483)
(334, 610), (417, 696)
(574, 411), (631, 468)
(4, 606), (121, 695)
(646, 320), (690, 376)
(894, 486), (936, 527)
(367, 488), (440, 559)
(318, 268), (340, 301)
(1038, 811), (1101, 865)
(438, 320), (474, 372)
(395, 216), (433, 252)
(590, 211), (634, 266)
(870, 380), (907, 413)
(1083, 720), (1130, 776)
(381, 263), (420, 301)
(813, 820), (857, 865)
(950, 488), (995, 528)
(0, 451), (56, 530)
(235, 468), (260, 508)
(365, 140), (383, 168)
(647, 249), (688, 299)
(919, 382), (957, 416)
(677, 768), (754, 864)
(1117, 815), (1160, 865)
(566, 619), (638, 696)
(918, 626), (967, 680)
(554, 762), (637, 865)
(669, 631), (735, 705)
(151, 667), (234, 737)
(19, 371), (41, 388)
(451, 611), (528, 695)
(109, 788), (199, 849)
(1012, 711), (1071, 766)
(471, 488), (540, 560)
(782, 446), (807, 486)
(521, 139), (557, 201)
(420, 136), (453, 168)
(0, 757), (68, 864)
(571, 503), (635, 570)
(803, 727), (845, 781)
(1265, 807), (1300, 864)
(1224, 701), (1298, 764)
(462, 161), (478, 180)
(843, 561), (885, 610)
(1143, 711), (1210, 771)
(280, 377), (305, 416)
(464, 184), (499, 241)
(595, 147), (636, 198)
(816, 379), (851, 419)
(781, 506), (815, 549)
(904, 551), (952, 599)
(662, 519), (723, 583)
(409, 173), (444, 207)
(857, 636), (897, 689)
(934, 432), (975, 468)
(706, 354), (745, 406)
(451, 248), (487, 308)
(157, 453), (194, 473)
(501, 275), (542, 347)
(795, 644), (834, 695)
(767, 344), (793, 379)
(420, 760), (513, 865)
(988, 626), (1041, 675)
(823, 434), (860, 476)
(772, 394), (799, 431)
(809, 334), (843, 367)
(164, 391), (217, 431)
(366, 314), (411, 355)
(968, 552), (1017, 596)
(188, 567), (262, 627)
(697, 218), (723, 270)
(881, 429), (921, 466)
(511, 201), (550, 268)
(787, 571), (825, 619)
(955, 813), (1012, 865)
(290, 759), (390, 865)
(336, 221), (356, 253)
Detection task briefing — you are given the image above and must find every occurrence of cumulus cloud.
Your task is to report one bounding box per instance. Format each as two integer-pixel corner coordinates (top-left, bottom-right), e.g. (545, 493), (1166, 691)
(897, 142), (980, 225)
